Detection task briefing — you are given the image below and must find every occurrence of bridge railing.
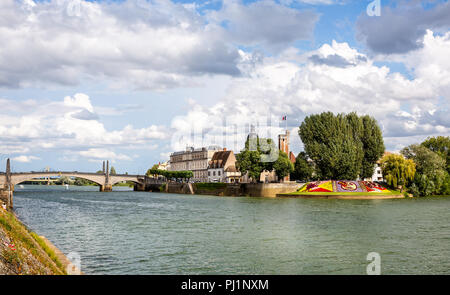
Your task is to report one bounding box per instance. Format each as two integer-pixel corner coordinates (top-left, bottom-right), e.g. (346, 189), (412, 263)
(7, 171), (144, 177)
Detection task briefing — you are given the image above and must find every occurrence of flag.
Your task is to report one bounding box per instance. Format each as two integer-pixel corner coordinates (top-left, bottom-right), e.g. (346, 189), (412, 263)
(282, 116), (287, 121)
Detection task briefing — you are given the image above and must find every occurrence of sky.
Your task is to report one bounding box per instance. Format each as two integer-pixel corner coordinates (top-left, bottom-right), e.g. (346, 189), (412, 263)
(0, 0), (449, 173)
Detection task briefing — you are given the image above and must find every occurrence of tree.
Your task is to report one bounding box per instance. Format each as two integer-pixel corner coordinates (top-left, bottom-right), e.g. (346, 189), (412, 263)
(360, 115), (385, 179)
(299, 112), (384, 180)
(401, 144), (447, 196)
(236, 133), (278, 183)
(291, 152), (314, 181)
(74, 177), (96, 186)
(184, 171), (193, 182)
(110, 166), (117, 175)
(55, 176), (71, 185)
(146, 168), (193, 183)
(236, 150), (263, 182)
(272, 151), (294, 180)
(401, 144), (445, 177)
(421, 136), (450, 173)
(380, 154), (415, 191)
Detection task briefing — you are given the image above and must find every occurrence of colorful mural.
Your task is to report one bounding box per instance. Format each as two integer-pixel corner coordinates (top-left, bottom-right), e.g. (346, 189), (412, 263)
(298, 180), (391, 193)
(360, 181), (391, 193)
(298, 181), (333, 192)
(336, 181), (364, 192)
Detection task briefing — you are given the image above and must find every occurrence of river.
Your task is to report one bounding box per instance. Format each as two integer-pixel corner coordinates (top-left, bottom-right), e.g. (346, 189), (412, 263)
(12, 185), (450, 274)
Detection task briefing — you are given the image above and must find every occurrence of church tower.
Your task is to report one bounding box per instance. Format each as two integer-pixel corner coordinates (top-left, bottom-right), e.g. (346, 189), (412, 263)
(278, 130), (290, 182)
(278, 130), (290, 155)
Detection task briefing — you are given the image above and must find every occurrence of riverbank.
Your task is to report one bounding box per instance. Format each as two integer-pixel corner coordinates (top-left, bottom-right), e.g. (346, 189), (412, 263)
(277, 192), (405, 199)
(0, 207), (70, 275)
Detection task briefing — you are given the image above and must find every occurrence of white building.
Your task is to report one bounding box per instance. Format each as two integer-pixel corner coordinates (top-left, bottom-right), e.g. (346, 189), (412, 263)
(366, 152), (391, 182)
(370, 163), (384, 182)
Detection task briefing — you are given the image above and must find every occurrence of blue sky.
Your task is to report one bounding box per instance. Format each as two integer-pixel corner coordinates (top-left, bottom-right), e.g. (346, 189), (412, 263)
(0, 0), (449, 173)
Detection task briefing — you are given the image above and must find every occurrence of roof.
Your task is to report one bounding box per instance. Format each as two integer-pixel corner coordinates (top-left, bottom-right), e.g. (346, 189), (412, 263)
(209, 150), (232, 169)
(225, 166), (238, 172)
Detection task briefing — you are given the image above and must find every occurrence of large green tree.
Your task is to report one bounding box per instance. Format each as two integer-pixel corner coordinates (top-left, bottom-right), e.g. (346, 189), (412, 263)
(360, 115), (385, 178)
(298, 112), (384, 180)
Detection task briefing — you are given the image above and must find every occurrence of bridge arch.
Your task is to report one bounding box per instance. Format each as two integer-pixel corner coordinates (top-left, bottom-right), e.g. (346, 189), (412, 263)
(108, 176), (144, 186)
(11, 173), (105, 187)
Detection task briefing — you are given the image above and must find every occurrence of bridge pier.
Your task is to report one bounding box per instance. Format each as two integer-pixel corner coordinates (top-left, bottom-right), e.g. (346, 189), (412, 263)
(100, 184), (113, 192)
(134, 183), (146, 191)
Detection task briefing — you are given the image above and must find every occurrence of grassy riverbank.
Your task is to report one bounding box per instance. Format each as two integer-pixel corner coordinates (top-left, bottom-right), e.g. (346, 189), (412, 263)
(0, 208), (67, 275)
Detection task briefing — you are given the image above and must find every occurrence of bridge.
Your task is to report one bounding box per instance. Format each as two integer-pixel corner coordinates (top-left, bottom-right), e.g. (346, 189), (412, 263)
(0, 159), (163, 209)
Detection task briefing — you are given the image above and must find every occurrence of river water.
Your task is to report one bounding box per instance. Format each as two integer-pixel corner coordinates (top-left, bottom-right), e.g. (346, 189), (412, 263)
(12, 185), (450, 274)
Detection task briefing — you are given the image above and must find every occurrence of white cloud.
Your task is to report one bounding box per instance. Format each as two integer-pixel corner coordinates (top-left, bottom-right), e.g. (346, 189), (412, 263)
(12, 155), (40, 163)
(78, 148), (132, 162)
(0, 0), (241, 89)
(0, 0), (325, 89)
(0, 93), (168, 160)
(170, 32), (450, 153)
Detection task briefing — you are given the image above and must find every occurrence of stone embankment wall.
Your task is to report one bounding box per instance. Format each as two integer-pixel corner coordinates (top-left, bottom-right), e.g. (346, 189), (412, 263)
(0, 189), (8, 204)
(159, 182), (303, 198)
(243, 183), (303, 198)
(0, 189), (12, 208)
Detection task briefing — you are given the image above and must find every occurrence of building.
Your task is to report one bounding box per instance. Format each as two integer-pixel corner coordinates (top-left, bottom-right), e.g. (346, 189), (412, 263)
(278, 130), (292, 182)
(207, 149), (241, 183)
(238, 127), (296, 183)
(169, 146), (222, 182)
(366, 151), (391, 182)
(370, 163), (384, 182)
(289, 151), (296, 164)
(157, 161), (170, 171)
(278, 130), (290, 155)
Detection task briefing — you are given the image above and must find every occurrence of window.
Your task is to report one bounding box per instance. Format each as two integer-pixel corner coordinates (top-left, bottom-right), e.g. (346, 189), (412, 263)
(208, 171), (210, 176)
(213, 171), (216, 176)
(218, 171), (221, 176)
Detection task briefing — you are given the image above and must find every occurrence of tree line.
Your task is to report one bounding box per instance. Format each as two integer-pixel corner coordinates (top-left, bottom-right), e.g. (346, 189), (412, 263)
(381, 136), (450, 196)
(146, 166), (194, 182)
